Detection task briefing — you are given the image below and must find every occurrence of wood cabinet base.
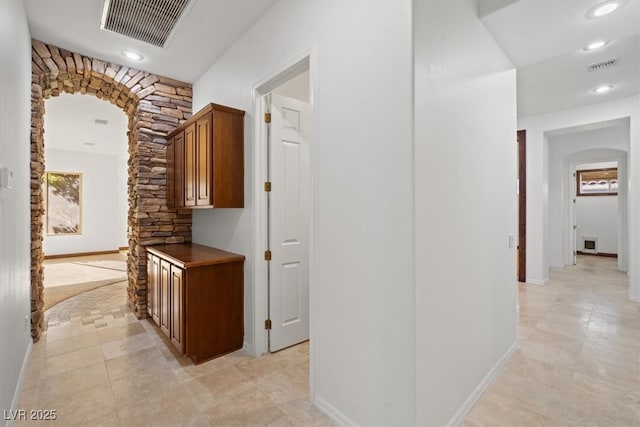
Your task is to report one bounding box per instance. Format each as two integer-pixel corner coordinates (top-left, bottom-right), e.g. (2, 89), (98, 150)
(146, 243), (244, 364)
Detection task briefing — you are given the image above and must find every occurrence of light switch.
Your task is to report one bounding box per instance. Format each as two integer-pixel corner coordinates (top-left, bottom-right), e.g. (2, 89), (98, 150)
(0, 167), (13, 189)
(509, 233), (515, 249)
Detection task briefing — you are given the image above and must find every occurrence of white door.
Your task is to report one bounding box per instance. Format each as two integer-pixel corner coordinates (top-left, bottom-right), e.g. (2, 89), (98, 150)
(268, 93), (310, 352)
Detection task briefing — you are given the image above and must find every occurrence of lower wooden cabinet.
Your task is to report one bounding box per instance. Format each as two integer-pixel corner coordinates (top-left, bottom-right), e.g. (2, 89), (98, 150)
(145, 243), (244, 364)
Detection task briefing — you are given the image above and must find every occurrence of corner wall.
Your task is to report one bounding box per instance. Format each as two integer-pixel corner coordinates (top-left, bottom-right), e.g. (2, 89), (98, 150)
(193, 1), (415, 424)
(414, 1), (518, 424)
(0, 0), (33, 418)
(519, 95), (640, 300)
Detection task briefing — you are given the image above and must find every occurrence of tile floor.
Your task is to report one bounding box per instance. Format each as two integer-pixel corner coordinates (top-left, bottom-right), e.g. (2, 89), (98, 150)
(14, 255), (639, 426)
(16, 282), (333, 426)
(465, 255), (639, 426)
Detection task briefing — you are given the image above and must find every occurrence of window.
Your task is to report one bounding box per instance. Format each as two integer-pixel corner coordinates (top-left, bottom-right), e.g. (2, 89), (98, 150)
(576, 168), (617, 196)
(44, 171), (82, 234)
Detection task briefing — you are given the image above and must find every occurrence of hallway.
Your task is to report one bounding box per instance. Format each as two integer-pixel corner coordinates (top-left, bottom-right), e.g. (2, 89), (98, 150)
(466, 256), (639, 426)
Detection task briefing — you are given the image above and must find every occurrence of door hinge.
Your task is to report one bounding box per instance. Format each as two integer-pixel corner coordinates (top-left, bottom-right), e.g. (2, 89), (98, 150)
(264, 250), (272, 261)
(264, 181), (271, 192)
(265, 319), (272, 330)
(264, 113), (271, 123)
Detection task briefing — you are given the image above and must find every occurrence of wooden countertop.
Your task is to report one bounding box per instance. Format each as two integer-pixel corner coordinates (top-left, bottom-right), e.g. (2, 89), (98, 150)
(146, 243), (245, 269)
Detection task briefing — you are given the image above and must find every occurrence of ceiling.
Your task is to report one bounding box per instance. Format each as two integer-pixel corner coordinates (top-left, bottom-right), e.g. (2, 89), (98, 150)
(44, 93), (128, 157)
(24, 0), (277, 83)
(24, 0), (640, 117)
(479, 0), (640, 117)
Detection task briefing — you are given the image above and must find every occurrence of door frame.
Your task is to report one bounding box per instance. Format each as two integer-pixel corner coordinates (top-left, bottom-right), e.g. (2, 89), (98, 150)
(517, 130), (526, 282)
(251, 47), (317, 393)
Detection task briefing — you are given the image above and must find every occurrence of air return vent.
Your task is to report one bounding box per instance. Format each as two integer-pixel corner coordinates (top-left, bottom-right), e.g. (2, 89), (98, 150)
(588, 58), (618, 72)
(100, 0), (191, 48)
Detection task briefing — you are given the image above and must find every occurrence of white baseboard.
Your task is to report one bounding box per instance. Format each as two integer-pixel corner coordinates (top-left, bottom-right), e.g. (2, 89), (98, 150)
(629, 294), (640, 303)
(7, 339), (33, 427)
(525, 278), (547, 286)
(447, 340), (518, 427)
(242, 340), (253, 356)
(313, 395), (359, 427)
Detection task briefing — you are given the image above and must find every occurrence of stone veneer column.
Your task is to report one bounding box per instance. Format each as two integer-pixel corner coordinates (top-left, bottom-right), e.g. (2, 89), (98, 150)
(30, 40), (193, 340)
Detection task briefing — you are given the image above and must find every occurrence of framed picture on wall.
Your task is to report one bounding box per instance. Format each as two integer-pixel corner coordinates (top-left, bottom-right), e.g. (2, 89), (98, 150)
(44, 171), (82, 235)
(576, 168), (618, 197)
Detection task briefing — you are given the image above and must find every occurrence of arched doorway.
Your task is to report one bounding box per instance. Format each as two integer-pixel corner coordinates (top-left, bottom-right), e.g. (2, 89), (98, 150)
(30, 40), (193, 340)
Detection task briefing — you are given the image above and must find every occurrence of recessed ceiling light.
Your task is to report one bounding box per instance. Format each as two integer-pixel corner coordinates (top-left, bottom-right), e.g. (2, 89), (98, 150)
(586, 1), (624, 18)
(121, 50), (143, 61)
(584, 40), (608, 51)
(592, 84), (614, 94)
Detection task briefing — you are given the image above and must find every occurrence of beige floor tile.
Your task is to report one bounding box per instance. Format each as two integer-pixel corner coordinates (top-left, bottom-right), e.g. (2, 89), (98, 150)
(49, 383), (116, 426)
(37, 361), (109, 407)
(100, 332), (157, 360)
(96, 322), (146, 344)
(203, 386), (284, 426)
(40, 344), (104, 379)
(43, 330), (100, 357)
(73, 410), (121, 427)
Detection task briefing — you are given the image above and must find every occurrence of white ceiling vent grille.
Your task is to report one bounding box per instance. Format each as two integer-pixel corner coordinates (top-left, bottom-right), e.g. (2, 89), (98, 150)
(588, 58), (618, 72)
(100, 0), (191, 48)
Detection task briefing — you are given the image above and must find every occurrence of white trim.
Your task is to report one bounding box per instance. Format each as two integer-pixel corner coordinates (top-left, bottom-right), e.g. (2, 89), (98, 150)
(447, 341), (517, 427)
(242, 340), (253, 356)
(7, 339), (33, 427)
(525, 278), (547, 285)
(630, 293), (640, 303)
(313, 395), (359, 427)
(251, 48), (315, 357)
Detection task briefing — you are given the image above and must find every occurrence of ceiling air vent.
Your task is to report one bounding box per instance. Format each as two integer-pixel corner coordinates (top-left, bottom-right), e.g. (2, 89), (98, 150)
(100, 0), (192, 48)
(94, 119), (109, 125)
(588, 58), (618, 72)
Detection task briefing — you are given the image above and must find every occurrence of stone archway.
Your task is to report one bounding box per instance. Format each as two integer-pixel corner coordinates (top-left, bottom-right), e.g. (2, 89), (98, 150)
(30, 40), (193, 340)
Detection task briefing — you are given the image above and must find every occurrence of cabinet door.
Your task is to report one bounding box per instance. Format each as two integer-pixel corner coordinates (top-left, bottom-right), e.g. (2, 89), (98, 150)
(184, 123), (196, 207)
(147, 254), (161, 325)
(166, 136), (175, 209)
(174, 131), (185, 208)
(196, 113), (212, 206)
(170, 266), (184, 353)
(159, 259), (171, 337)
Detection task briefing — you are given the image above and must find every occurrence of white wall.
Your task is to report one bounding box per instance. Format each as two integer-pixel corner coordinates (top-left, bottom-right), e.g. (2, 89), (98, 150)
(43, 149), (125, 256)
(414, 1), (518, 425)
(272, 70), (309, 102)
(519, 95), (639, 302)
(547, 125), (628, 268)
(0, 0), (32, 419)
(576, 201), (618, 255)
(193, 1), (415, 424)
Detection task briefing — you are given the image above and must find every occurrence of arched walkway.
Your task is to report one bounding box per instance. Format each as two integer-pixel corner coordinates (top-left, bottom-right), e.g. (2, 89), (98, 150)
(30, 40), (193, 340)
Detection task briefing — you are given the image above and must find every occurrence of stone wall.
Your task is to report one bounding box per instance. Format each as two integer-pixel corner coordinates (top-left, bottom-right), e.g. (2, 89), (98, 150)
(30, 40), (193, 340)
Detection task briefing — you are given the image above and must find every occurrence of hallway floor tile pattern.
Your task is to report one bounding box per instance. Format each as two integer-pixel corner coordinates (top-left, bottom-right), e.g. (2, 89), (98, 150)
(16, 282), (333, 427)
(465, 256), (639, 427)
(14, 255), (639, 426)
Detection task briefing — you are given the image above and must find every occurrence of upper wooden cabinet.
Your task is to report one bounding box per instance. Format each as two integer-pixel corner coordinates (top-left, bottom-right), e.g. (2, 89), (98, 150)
(167, 103), (245, 209)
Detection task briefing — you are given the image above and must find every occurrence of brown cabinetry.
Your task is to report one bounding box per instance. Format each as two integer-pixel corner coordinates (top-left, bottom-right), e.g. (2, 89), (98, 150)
(146, 243), (244, 364)
(167, 103), (244, 209)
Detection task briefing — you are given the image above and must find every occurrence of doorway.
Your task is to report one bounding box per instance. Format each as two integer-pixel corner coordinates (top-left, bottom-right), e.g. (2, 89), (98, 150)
(252, 54), (315, 357)
(517, 130), (526, 282)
